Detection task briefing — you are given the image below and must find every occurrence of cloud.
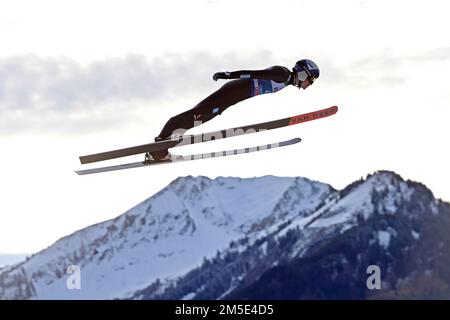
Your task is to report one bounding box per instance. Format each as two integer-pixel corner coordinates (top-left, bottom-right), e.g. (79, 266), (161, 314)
(408, 47), (450, 62)
(1, 48), (448, 136)
(0, 51), (275, 135)
(0, 53), (208, 111)
(323, 47), (450, 89)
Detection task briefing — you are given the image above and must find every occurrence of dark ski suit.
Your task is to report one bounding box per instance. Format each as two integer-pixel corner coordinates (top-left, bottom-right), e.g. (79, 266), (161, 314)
(156, 66), (294, 140)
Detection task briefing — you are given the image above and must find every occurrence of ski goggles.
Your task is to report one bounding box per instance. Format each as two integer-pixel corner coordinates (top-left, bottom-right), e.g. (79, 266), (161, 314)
(297, 66), (317, 84)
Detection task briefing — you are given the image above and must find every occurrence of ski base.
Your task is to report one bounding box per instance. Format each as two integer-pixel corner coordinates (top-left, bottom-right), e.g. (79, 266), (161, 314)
(76, 137), (301, 175)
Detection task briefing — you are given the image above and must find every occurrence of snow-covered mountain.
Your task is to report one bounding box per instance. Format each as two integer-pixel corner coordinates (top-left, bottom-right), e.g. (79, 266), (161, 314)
(133, 171), (450, 300)
(0, 175), (332, 299)
(1, 171), (449, 300)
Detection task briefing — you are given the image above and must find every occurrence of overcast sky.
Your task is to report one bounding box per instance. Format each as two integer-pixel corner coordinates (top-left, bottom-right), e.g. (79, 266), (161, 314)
(1, 0), (449, 254)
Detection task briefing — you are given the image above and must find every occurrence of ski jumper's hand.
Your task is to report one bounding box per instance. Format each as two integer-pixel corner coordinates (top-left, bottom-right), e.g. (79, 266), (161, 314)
(213, 72), (231, 81)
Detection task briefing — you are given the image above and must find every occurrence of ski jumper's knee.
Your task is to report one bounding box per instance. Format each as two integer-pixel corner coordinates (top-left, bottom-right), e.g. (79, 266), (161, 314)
(157, 112), (191, 139)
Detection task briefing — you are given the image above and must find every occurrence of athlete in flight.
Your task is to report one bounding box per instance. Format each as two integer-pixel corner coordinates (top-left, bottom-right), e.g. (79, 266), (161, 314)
(147, 59), (320, 161)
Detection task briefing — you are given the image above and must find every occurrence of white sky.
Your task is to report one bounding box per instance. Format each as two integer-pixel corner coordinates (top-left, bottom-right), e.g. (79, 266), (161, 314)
(1, 0), (450, 254)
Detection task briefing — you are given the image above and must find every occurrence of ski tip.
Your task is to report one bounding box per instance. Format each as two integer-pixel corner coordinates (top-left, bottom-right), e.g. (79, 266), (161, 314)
(75, 169), (91, 175)
(277, 138), (302, 147)
(330, 105), (338, 114)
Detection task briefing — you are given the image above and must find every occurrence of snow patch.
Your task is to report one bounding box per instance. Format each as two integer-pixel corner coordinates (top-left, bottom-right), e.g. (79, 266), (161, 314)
(181, 292), (196, 300)
(378, 231), (391, 249)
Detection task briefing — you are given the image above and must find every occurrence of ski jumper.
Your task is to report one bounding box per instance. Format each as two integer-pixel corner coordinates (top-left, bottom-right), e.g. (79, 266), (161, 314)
(156, 66), (293, 140)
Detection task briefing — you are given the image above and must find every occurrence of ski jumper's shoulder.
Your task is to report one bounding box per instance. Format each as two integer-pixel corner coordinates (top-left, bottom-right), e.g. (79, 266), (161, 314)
(264, 66), (292, 83)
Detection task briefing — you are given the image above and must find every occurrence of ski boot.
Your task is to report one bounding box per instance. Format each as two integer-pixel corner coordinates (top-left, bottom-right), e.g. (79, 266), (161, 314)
(144, 137), (171, 163)
(144, 151), (172, 164)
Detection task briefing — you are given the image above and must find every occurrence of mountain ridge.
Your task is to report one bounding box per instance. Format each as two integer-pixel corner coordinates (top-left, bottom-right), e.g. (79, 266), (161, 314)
(132, 170), (449, 300)
(1, 170), (448, 300)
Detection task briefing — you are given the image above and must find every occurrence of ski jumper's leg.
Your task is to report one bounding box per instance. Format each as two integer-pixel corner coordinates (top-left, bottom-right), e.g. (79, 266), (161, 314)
(156, 79), (252, 140)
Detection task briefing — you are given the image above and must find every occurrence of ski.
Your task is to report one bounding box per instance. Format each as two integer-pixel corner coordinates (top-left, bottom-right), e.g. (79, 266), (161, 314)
(79, 105), (337, 164)
(76, 137), (301, 175)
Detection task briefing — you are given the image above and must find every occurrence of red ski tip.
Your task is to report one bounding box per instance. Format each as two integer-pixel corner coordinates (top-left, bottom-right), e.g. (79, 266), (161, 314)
(288, 105), (338, 126)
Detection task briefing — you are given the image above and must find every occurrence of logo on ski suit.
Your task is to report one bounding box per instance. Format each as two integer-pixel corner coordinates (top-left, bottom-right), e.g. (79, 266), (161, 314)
(252, 79), (287, 97)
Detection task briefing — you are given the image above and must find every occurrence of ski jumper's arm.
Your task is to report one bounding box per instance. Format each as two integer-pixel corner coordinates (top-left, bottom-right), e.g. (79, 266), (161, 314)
(228, 66), (291, 83)
(214, 66), (292, 83)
